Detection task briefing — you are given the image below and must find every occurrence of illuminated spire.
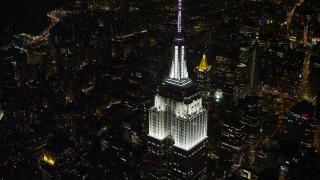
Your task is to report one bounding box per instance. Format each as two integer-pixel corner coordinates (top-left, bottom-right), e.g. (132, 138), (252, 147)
(177, 0), (182, 33)
(197, 53), (211, 72)
(166, 0), (191, 86)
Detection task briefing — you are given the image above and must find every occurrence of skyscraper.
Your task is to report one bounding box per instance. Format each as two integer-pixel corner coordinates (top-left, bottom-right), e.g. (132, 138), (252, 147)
(196, 53), (212, 103)
(147, 0), (208, 179)
(39, 135), (76, 179)
(212, 53), (236, 104)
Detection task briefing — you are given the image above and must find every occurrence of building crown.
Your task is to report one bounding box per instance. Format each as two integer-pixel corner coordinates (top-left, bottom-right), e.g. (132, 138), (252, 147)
(198, 53), (211, 72)
(165, 0), (192, 87)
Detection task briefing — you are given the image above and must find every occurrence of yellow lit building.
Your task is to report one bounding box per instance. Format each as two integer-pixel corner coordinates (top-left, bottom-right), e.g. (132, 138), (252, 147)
(197, 53), (211, 73)
(42, 154), (56, 166)
(195, 52), (212, 103)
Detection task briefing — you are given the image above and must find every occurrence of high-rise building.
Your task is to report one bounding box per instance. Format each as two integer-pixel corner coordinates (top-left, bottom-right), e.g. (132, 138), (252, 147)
(219, 113), (245, 172)
(196, 53), (212, 103)
(283, 101), (316, 148)
(248, 41), (260, 95)
(147, 0), (208, 179)
(234, 63), (250, 101)
(212, 53), (237, 104)
(39, 135), (76, 179)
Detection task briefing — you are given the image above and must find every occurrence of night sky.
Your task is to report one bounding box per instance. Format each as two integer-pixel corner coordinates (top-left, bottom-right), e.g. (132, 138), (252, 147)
(0, 0), (67, 34)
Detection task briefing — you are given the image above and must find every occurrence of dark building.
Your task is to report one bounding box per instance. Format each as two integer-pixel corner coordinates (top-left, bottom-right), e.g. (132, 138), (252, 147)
(316, 91), (320, 118)
(212, 52), (237, 104)
(283, 101), (317, 148)
(39, 134), (76, 179)
(234, 63), (250, 101)
(219, 113), (245, 172)
(247, 41), (260, 95)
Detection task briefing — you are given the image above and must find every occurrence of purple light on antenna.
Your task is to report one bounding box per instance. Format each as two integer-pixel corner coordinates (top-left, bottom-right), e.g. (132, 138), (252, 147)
(177, 0), (182, 33)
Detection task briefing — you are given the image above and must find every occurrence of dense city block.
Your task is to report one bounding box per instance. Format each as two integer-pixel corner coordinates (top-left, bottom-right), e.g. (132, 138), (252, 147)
(0, 0), (320, 179)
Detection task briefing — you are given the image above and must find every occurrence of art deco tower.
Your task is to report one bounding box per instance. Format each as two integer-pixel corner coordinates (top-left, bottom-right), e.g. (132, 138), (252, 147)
(147, 0), (208, 179)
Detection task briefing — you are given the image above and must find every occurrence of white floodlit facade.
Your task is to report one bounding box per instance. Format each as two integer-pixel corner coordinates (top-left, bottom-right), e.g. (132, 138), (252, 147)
(169, 45), (188, 80)
(149, 94), (207, 150)
(148, 0), (207, 150)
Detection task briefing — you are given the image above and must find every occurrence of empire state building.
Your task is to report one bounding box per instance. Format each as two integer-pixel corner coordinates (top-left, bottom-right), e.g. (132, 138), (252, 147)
(147, 0), (208, 179)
